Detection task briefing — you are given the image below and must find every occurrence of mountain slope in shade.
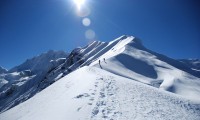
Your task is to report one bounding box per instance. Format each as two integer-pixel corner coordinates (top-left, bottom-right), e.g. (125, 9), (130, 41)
(0, 50), (68, 113)
(0, 66), (199, 120)
(178, 59), (200, 72)
(0, 67), (8, 88)
(9, 50), (67, 73)
(0, 67), (7, 74)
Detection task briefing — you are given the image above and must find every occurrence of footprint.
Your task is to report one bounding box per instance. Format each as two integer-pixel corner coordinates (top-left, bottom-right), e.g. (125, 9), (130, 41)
(75, 93), (90, 99)
(92, 108), (99, 116)
(95, 82), (99, 84)
(88, 103), (92, 105)
(102, 115), (108, 118)
(100, 92), (105, 98)
(77, 107), (82, 111)
(90, 98), (94, 101)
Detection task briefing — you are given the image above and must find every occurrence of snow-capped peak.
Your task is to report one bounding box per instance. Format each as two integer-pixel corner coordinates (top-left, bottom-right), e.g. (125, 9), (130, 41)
(0, 35), (200, 120)
(0, 50), (68, 113)
(9, 50), (68, 73)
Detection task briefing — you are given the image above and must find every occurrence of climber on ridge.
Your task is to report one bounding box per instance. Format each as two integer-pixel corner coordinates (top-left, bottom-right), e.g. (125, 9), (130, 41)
(98, 60), (102, 69)
(103, 58), (106, 63)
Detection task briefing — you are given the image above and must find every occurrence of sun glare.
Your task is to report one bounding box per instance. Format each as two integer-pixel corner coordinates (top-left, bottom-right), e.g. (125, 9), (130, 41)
(73, 0), (86, 10)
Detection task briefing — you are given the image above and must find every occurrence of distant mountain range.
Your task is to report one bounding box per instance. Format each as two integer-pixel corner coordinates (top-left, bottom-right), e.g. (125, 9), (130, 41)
(0, 35), (200, 120)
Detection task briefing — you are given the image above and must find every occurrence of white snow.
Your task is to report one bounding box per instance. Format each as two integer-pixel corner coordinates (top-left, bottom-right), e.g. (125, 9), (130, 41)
(0, 50), (68, 112)
(9, 50), (68, 73)
(0, 79), (8, 88)
(90, 36), (200, 101)
(0, 35), (200, 119)
(0, 66), (199, 120)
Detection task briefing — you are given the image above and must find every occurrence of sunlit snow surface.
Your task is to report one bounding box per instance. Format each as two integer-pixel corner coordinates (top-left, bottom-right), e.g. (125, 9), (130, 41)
(0, 36), (200, 120)
(90, 36), (200, 101)
(0, 66), (199, 120)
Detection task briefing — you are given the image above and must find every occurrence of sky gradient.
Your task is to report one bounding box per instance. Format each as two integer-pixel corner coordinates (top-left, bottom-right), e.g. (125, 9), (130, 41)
(0, 0), (200, 69)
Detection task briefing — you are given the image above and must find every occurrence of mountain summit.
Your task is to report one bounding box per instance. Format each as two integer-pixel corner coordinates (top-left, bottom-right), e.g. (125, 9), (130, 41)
(0, 36), (200, 120)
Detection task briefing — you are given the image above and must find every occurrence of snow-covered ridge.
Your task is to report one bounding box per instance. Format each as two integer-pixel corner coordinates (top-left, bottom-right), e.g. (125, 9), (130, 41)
(0, 35), (200, 118)
(0, 66), (199, 120)
(87, 36), (200, 101)
(9, 50), (67, 73)
(42, 35), (200, 101)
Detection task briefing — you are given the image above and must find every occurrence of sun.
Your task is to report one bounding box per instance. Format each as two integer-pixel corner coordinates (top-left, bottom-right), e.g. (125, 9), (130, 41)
(73, 0), (86, 10)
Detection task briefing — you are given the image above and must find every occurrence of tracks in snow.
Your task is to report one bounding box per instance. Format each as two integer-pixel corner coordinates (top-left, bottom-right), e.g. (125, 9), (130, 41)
(74, 67), (200, 120)
(90, 76), (121, 120)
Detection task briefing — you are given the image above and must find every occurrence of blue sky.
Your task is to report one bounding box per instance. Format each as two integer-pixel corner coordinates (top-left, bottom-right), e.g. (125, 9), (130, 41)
(0, 0), (200, 69)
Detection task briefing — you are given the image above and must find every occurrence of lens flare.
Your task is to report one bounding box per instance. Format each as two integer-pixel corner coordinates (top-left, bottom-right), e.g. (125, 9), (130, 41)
(85, 29), (95, 40)
(76, 6), (90, 17)
(73, 0), (85, 10)
(82, 18), (91, 26)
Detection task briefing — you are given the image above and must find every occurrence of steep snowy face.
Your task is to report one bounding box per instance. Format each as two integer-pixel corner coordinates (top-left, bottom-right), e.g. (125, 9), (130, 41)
(0, 50), (68, 113)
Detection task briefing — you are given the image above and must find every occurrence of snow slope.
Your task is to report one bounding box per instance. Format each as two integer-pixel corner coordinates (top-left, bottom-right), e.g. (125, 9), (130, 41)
(90, 36), (200, 101)
(0, 35), (200, 118)
(0, 66), (199, 120)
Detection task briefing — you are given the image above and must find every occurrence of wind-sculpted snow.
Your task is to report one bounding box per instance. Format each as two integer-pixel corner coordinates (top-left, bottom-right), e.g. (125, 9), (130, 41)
(90, 36), (200, 101)
(142, 49), (200, 78)
(115, 53), (157, 79)
(0, 67), (199, 120)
